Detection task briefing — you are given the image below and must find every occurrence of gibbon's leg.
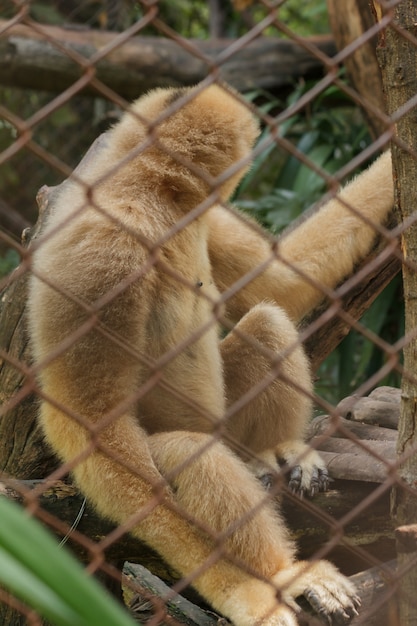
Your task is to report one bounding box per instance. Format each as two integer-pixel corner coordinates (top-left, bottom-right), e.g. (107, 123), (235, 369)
(40, 400), (359, 626)
(208, 150), (393, 324)
(148, 430), (359, 625)
(147, 430), (295, 571)
(220, 303), (328, 495)
(39, 403), (300, 626)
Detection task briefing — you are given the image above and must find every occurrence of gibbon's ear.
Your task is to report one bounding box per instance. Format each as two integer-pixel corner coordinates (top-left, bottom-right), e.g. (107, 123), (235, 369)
(109, 84), (260, 205)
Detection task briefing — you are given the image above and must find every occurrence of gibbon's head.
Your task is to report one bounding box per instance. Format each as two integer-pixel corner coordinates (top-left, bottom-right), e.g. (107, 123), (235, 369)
(110, 83), (260, 206)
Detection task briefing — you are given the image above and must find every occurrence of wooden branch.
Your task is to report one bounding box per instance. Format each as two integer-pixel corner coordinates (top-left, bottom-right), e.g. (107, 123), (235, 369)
(0, 473), (395, 578)
(0, 21), (337, 97)
(0, 135), (109, 480)
(377, 3), (417, 622)
(336, 395), (400, 429)
(368, 386), (402, 403)
(349, 561), (398, 626)
(308, 414), (398, 442)
(124, 562), (225, 626)
(318, 450), (391, 484)
(125, 559), (398, 626)
(0, 479), (157, 566)
(0, 477), (397, 625)
(304, 236), (401, 371)
(308, 386), (400, 483)
(326, 0), (386, 139)
(309, 435), (396, 457)
(395, 524), (417, 554)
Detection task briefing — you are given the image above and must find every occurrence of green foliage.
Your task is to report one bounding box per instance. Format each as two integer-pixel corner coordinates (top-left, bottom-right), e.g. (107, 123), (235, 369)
(132, 0), (329, 39)
(0, 249), (20, 278)
(235, 80), (370, 233)
(316, 276), (403, 404)
(0, 497), (136, 626)
(277, 0), (329, 36)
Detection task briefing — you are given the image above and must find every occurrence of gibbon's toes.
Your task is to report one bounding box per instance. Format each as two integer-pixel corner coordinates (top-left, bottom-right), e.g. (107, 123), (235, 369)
(310, 465), (331, 497)
(301, 588), (359, 625)
(296, 572), (360, 625)
(287, 465), (303, 494)
(276, 443), (329, 498)
(288, 464), (330, 497)
(259, 472), (275, 490)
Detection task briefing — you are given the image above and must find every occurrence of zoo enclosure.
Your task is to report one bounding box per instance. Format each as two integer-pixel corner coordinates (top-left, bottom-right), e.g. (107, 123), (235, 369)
(0, 1), (417, 625)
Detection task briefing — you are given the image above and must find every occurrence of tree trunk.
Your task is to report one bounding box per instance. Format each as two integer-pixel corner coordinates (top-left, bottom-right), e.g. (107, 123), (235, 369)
(376, 2), (417, 624)
(326, 0), (387, 139)
(0, 267), (56, 479)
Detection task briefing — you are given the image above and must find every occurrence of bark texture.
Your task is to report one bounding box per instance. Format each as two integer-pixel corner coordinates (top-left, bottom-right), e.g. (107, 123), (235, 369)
(0, 21), (336, 98)
(376, 2), (417, 624)
(326, 0), (387, 139)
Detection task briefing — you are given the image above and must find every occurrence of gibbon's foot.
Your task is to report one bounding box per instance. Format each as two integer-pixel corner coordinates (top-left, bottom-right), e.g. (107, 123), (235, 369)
(288, 464), (330, 497)
(249, 447), (330, 496)
(258, 472), (276, 490)
(297, 581), (361, 625)
(300, 590), (360, 625)
(275, 441), (330, 497)
(257, 465), (329, 496)
(273, 560), (360, 626)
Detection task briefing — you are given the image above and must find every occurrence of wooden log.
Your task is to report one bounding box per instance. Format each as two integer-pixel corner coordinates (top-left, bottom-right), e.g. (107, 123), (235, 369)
(309, 435), (396, 458)
(283, 480), (394, 572)
(0, 21), (337, 97)
(0, 269), (56, 479)
(318, 450), (392, 483)
(124, 562), (223, 626)
(326, 0), (387, 139)
(368, 386), (401, 404)
(125, 560), (398, 626)
(349, 561), (398, 626)
(0, 477), (395, 577)
(0, 479), (176, 581)
(304, 244), (401, 372)
(377, 1), (417, 621)
(395, 524), (417, 554)
(308, 414), (398, 442)
(336, 395), (400, 429)
(0, 135), (108, 480)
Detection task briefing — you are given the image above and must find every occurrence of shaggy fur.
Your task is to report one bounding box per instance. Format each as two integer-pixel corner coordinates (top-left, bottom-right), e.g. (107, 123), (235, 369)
(28, 83), (393, 625)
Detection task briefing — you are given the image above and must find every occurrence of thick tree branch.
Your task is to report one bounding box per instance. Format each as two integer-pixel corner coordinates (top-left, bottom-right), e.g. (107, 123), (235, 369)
(0, 20), (337, 97)
(326, 0), (386, 139)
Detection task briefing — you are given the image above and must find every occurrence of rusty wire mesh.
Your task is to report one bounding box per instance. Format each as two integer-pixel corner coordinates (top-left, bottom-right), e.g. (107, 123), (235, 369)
(0, 1), (416, 625)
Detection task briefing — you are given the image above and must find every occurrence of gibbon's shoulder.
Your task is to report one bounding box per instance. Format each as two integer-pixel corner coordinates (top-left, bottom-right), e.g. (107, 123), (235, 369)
(112, 83), (259, 156)
(108, 83), (260, 201)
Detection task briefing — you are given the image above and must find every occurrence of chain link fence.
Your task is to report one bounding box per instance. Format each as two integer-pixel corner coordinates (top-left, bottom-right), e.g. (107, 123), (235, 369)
(0, 1), (416, 625)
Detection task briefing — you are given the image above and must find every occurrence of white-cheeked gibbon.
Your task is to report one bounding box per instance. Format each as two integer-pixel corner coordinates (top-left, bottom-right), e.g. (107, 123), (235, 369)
(28, 83), (393, 626)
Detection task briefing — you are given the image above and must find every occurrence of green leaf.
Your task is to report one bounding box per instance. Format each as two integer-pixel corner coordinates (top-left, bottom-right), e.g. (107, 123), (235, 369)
(292, 144), (334, 194)
(0, 498), (136, 626)
(274, 130), (320, 189)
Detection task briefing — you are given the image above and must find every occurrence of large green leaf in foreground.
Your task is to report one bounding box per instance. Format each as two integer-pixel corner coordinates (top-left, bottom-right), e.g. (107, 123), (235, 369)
(0, 497), (136, 626)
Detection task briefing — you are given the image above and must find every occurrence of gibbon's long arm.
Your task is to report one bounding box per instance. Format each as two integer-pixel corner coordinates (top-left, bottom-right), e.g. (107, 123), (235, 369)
(207, 150), (393, 324)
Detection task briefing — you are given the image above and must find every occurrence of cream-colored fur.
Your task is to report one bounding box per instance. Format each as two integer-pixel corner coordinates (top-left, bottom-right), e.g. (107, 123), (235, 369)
(28, 83), (393, 625)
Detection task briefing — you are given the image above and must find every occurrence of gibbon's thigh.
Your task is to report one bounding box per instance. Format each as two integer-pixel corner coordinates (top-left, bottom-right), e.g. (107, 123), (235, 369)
(220, 303), (312, 456)
(147, 430), (294, 575)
